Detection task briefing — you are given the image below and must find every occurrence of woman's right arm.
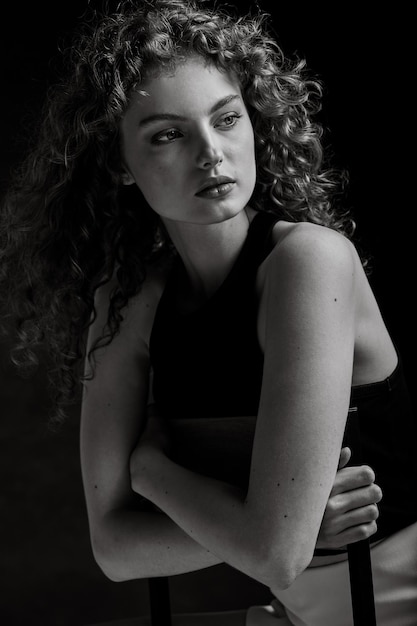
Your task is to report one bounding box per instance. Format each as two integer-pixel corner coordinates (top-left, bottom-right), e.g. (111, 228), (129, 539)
(80, 276), (222, 582)
(81, 276), (381, 582)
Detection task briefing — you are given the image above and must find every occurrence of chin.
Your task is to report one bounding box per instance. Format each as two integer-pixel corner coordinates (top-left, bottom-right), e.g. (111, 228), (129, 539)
(198, 198), (250, 223)
(204, 207), (247, 225)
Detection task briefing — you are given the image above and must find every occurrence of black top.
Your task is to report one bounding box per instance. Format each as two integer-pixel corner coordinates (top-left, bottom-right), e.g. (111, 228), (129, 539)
(149, 210), (417, 546)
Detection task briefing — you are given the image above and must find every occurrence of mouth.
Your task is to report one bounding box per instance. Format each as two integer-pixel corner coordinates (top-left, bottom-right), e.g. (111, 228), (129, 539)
(195, 176), (236, 199)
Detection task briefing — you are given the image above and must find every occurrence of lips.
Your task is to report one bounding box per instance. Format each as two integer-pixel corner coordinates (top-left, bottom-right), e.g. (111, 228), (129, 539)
(195, 176), (235, 196)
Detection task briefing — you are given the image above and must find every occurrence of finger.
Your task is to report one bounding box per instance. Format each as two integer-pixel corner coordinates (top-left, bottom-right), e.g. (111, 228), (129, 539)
(342, 503), (379, 528)
(338, 447), (352, 469)
(330, 484), (383, 514)
(333, 520), (378, 547)
(330, 465), (377, 496)
(328, 503), (380, 535)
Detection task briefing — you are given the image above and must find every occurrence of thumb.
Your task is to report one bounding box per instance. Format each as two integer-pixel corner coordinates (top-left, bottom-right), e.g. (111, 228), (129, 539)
(338, 446), (352, 469)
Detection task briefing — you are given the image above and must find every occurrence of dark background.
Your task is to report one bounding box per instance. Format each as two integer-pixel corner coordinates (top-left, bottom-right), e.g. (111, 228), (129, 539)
(1, 2), (414, 625)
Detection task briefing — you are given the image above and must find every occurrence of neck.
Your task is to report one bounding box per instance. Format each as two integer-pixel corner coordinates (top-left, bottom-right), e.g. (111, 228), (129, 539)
(162, 209), (253, 301)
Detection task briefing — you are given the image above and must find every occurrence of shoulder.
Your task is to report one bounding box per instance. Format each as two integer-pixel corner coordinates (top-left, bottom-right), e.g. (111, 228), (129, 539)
(90, 261), (170, 354)
(256, 220), (359, 330)
(265, 220), (358, 283)
(256, 221), (359, 354)
(270, 220), (356, 262)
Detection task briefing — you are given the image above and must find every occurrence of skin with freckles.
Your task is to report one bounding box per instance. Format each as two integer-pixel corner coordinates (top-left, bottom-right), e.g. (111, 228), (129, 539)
(120, 57), (256, 229)
(120, 57), (258, 298)
(97, 55), (396, 586)
(4, 2), (416, 622)
(78, 54), (389, 586)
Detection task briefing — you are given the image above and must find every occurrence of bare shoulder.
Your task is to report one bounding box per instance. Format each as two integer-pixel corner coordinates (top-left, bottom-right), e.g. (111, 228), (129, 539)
(270, 220), (356, 259)
(264, 220), (358, 280)
(255, 221), (360, 340)
(89, 261), (170, 354)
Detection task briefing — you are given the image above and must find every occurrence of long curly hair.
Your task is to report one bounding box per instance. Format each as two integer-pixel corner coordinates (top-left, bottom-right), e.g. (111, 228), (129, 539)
(0, 0), (353, 423)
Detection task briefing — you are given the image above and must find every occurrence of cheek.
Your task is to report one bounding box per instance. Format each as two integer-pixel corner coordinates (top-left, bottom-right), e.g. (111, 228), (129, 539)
(240, 131), (256, 175)
(239, 133), (257, 194)
(237, 123), (256, 163)
(136, 175), (163, 208)
(134, 162), (180, 212)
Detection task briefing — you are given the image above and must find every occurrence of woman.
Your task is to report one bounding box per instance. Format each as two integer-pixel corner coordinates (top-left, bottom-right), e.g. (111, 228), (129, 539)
(1, 1), (416, 624)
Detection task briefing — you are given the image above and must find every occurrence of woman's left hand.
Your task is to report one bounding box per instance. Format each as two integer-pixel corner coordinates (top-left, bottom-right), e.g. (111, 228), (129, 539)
(316, 447), (382, 549)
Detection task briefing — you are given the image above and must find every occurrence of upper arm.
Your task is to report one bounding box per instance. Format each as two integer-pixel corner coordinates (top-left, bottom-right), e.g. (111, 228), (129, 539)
(248, 224), (357, 565)
(80, 275), (162, 532)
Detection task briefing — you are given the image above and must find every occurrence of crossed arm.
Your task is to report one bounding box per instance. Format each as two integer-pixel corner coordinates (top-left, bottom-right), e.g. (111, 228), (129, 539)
(81, 227), (381, 587)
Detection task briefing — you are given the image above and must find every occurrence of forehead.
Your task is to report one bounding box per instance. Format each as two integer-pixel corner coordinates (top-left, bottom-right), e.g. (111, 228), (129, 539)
(126, 56), (243, 119)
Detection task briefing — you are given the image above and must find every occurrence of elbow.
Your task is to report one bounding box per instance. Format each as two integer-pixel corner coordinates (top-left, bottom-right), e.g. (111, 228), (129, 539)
(96, 560), (126, 584)
(90, 532), (124, 582)
(240, 515), (314, 589)
(254, 544), (313, 591)
(90, 527), (134, 583)
(275, 555), (311, 590)
(98, 564), (126, 583)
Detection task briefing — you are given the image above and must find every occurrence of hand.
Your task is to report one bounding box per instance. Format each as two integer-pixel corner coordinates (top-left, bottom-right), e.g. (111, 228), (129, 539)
(316, 447), (383, 550)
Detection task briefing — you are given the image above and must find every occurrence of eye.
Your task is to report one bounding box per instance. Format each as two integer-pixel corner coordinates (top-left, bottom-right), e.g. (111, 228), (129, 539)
(151, 128), (183, 144)
(216, 113), (242, 129)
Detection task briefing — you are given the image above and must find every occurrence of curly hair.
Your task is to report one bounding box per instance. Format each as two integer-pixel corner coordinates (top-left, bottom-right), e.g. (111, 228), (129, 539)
(0, 0), (353, 423)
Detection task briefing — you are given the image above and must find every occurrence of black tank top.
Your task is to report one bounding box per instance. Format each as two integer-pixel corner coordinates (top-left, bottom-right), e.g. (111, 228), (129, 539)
(150, 210), (277, 418)
(149, 210), (417, 544)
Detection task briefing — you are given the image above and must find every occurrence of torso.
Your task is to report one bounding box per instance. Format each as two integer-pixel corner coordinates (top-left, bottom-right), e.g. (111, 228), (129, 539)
(145, 211), (398, 389)
(136, 209), (416, 567)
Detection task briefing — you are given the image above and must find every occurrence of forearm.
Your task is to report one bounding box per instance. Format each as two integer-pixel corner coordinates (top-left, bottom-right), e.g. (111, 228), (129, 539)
(132, 449), (285, 588)
(93, 506), (222, 581)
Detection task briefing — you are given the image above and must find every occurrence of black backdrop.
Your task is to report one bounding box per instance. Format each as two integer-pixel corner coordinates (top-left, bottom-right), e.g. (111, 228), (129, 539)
(0, 2), (414, 625)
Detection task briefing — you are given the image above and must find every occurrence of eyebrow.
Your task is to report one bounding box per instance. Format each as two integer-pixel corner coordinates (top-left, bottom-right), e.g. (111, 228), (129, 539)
(137, 94), (241, 128)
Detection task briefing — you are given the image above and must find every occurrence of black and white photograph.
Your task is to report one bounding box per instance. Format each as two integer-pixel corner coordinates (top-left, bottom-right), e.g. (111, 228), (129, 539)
(1, 2), (415, 625)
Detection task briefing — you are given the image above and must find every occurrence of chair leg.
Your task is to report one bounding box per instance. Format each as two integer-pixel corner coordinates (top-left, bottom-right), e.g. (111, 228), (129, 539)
(348, 540), (377, 626)
(149, 577), (172, 626)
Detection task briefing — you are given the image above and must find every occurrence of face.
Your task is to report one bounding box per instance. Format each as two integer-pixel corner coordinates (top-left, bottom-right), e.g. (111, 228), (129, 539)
(119, 57), (256, 227)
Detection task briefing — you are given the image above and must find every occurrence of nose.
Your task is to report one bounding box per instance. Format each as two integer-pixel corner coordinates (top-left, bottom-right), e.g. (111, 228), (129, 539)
(195, 129), (223, 169)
